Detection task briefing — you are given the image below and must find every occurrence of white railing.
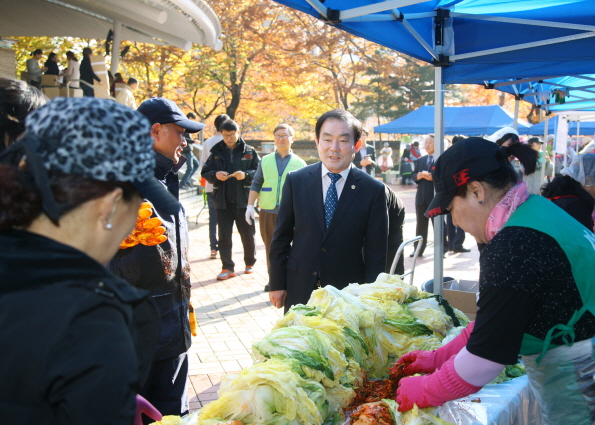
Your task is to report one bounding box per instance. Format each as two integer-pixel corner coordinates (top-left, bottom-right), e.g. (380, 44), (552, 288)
(66, 79), (116, 100)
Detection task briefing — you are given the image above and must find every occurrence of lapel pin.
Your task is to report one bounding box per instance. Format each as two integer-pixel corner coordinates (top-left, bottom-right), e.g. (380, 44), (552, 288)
(351, 185), (356, 189)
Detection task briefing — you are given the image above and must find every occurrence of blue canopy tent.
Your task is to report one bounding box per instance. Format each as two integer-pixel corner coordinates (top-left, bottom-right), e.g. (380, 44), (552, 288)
(523, 116), (595, 136)
(374, 105), (531, 135)
(483, 75), (595, 115)
(272, 0), (595, 292)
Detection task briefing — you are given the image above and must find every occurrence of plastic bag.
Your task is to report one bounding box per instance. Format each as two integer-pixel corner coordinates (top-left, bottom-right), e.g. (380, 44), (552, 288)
(522, 339), (595, 425)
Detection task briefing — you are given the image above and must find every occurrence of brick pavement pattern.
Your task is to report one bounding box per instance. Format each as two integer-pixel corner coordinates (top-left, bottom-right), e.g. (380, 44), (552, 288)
(184, 182), (480, 411)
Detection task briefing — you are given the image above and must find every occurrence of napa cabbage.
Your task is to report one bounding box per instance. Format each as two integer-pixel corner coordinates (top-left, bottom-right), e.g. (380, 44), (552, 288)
(196, 359), (330, 425)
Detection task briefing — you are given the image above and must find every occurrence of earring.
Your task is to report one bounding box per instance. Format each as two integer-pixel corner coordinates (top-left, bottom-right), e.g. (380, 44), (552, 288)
(105, 222), (113, 230)
(478, 200), (484, 204)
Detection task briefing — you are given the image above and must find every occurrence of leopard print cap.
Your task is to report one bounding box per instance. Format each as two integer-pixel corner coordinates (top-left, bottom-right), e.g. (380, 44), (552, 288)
(24, 97), (155, 183)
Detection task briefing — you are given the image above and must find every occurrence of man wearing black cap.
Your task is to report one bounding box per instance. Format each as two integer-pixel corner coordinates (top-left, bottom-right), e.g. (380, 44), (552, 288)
(109, 97), (204, 420)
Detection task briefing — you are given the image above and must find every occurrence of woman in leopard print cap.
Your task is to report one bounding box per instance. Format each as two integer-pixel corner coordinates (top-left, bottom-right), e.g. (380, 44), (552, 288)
(0, 98), (181, 424)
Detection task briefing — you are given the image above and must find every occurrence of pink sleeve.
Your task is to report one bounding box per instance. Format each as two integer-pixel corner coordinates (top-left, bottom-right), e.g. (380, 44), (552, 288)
(454, 347), (506, 387)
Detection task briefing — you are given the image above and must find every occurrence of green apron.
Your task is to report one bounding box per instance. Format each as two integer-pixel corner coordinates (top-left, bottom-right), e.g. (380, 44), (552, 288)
(502, 195), (595, 424)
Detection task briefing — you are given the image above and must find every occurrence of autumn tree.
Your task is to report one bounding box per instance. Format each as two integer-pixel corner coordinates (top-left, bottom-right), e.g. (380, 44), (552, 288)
(120, 43), (186, 99)
(351, 47), (436, 123)
(180, 0), (294, 121)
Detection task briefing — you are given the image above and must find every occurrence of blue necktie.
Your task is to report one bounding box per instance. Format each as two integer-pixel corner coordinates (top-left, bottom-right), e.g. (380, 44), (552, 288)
(324, 172), (341, 228)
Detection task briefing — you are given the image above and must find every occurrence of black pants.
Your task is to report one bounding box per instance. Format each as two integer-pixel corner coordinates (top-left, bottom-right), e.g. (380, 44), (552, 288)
(81, 83), (94, 97)
(216, 203), (256, 271)
(207, 193), (218, 251)
(446, 212), (466, 250)
(414, 204), (446, 255)
(140, 353), (189, 424)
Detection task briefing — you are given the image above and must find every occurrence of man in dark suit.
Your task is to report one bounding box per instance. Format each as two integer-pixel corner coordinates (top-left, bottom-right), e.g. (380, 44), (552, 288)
(352, 127), (376, 175)
(268, 109), (388, 312)
(411, 135), (439, 256)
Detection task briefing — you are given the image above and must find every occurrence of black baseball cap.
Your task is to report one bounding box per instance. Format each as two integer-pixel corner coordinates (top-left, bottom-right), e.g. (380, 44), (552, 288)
(425, 137), (510, 218)
(138, 97), (205, 133)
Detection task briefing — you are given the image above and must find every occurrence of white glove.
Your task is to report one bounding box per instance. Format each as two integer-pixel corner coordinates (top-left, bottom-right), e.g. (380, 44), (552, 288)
(245, 205), (255, 225)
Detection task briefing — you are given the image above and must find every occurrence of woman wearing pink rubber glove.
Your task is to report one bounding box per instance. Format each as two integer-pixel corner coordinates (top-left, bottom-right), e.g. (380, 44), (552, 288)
(394, 138), (595, 425)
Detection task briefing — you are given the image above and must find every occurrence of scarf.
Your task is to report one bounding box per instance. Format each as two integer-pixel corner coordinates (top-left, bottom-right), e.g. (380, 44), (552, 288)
(485, 181), (530, 242)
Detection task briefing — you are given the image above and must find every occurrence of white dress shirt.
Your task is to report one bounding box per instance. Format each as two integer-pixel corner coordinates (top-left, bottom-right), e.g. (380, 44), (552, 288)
(321, 163), (353, 204)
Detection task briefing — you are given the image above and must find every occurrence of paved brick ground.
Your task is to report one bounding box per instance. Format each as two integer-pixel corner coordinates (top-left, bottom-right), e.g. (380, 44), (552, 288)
(184, 181), (480, 411)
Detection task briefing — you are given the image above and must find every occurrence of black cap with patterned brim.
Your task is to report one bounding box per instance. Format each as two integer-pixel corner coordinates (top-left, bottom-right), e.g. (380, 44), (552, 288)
(425, 137), (509, 218)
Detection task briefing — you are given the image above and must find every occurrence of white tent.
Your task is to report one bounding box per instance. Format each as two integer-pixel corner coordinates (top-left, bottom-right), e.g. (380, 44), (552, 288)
(0, 0), (222, 73)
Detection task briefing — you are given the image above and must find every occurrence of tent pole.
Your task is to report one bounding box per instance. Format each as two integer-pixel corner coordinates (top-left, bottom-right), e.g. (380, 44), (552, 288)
(433, 66), (444, 296)
(542, 114), (549, 185)
(514, 97), (520, 131)
(574, 120), (581, 160)
(110, 21), (123, 76)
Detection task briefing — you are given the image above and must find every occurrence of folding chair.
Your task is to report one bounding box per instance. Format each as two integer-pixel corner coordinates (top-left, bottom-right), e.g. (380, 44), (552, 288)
(389, 235), (423, 286)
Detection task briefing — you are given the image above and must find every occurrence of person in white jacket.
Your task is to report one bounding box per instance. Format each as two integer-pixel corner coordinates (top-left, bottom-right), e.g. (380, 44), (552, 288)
(116, 78), (138, 109)
(61, 51), (80, 89)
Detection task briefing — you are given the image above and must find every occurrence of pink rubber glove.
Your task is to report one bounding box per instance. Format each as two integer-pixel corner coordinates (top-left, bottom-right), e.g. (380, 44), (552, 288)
(396, 321), (475, 375)
(134, 394), (162, 425)
(395, 354), (481, 412)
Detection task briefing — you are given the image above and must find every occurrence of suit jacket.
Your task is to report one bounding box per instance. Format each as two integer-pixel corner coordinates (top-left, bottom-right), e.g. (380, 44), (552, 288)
(412, 155), (435, 206)
(385, 185), (405, 275)
(269, 162), (388, 312)
(353, 144), (377, 174)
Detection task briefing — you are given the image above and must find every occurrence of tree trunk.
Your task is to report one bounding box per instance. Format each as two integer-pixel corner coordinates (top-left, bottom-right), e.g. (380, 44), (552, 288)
(226, 85), (241, 120)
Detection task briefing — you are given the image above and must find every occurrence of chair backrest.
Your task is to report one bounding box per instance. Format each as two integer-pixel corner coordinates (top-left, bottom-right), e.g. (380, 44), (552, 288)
(390, 235), (423, 285)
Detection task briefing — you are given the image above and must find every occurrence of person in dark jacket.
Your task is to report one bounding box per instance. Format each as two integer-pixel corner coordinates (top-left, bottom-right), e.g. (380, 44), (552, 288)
(352, 127), (377, 175)
(180, 112), (201, 189)
(201, 119), (260, 280)
(385, 185), (406, 275)
(541, 153), (595, 231)
(445, 135), (470, 253)
(44, 52), (60, 76)
(79, 47), (102, 97)
(109, 97), (204, 421)
(0, 98), (181, 424)
(411, 135), (442, 256)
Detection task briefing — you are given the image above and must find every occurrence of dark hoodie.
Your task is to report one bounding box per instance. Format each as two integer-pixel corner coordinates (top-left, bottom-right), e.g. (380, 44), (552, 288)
(0, 229), (159, 424)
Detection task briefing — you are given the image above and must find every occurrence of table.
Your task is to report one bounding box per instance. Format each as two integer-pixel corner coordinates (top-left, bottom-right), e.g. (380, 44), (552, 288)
(439, 376), (542, 425)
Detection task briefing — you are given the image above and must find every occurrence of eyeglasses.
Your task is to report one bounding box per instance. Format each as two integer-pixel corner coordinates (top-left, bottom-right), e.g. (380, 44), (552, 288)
(274, 134), (291, 140)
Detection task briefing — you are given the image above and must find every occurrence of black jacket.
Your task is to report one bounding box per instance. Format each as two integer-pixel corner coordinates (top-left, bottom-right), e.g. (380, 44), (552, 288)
(412, 154), (435, 206)
(0, 229), (159, 424)
(79, 55), (100, 84)
(201, 138), (260, 209)
(386, 185), (406, 275)
(44, 59), (60, 76)
(110, 152), (191, 361)
(269, 163), (388, 312)
(353, 144), (377, 174)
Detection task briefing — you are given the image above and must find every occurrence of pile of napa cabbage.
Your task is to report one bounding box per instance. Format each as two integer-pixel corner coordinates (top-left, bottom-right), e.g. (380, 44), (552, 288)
(193, 273), (470, 425)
